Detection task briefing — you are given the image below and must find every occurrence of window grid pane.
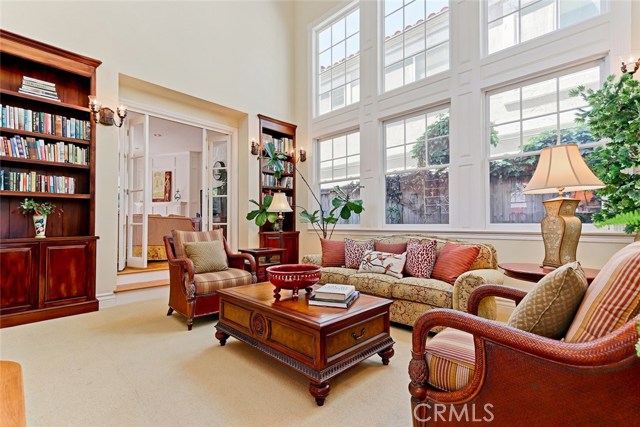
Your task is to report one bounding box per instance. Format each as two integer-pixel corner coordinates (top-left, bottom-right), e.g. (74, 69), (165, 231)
(488, 65), (603, 224)
(318, 130), (361, 224)
(384, 107), (450, 224)
(383, 0), (450, 92)
(487, 0), (602, 55)
(316, 7), (360, 116)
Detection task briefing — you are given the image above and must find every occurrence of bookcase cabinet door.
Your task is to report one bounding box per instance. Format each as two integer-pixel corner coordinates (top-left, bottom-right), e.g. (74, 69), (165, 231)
(0, 243), (39, 314)
(260, 231), (299, 264)
(41, 239), (96, 307)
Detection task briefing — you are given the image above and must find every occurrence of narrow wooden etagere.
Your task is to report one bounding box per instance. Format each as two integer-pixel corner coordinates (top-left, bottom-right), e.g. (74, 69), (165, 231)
(0, 29), (101, 327)
(257, 114), (299, 264)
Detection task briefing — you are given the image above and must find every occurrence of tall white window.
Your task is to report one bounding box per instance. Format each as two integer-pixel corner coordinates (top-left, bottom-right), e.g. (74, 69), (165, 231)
(488, 65), (603, 225)
(316, 7), (360, 116)
(383, 0), (450, 92)
(487, 0), (602, 54)
(384, 107), (450, 224)
(318, 130), (361, 224)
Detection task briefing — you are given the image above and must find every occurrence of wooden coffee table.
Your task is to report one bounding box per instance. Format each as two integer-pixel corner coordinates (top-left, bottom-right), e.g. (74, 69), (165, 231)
(214, 282), (395, 406)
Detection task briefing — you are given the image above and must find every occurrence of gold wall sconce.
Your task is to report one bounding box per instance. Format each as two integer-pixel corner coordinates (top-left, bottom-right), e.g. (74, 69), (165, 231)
(620, 56), (639, 76)
(88, 96), (127, 128)
(298, 148), (307, 162)
(250, 139), (260, 156)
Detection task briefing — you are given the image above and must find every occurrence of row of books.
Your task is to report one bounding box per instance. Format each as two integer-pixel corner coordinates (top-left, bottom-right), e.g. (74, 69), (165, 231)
(1, 136), (89, 165)
(262, 159), (295, 174)
(261, 174), (293, 189)
(1, 104), (91, 141)
(0, 170), (77, 194)
(308, 284), (359, 308)
(262, 133), (294, 155)
(18, 76), (59, 101)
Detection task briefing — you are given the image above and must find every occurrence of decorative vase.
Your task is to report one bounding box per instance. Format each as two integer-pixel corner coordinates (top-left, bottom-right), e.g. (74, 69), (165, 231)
(33, 214), (47, 238)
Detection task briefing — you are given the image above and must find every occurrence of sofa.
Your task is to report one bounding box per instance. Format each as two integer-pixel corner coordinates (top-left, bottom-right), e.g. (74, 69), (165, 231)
(302, 234), (504, 327)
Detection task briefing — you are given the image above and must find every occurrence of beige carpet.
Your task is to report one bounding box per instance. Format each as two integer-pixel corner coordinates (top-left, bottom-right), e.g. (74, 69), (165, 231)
(0, 298), (414, 427)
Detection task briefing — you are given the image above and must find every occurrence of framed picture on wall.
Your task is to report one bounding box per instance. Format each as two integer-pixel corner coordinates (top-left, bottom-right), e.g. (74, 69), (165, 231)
(152, 171), (172, 202)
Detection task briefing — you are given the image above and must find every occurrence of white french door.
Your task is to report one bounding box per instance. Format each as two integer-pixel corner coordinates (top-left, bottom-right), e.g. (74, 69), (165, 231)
(125, 115), (150, 268)
(202, 131), (230, 239)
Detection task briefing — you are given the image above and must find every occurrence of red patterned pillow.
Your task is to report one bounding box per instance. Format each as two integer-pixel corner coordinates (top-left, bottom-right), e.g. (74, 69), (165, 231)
(344, 239), (375, 269)
(431, 242), (480, 285)
(375, 241), (407, 254)
(320, 238), (345, 267)
(404, 240), (437, 278)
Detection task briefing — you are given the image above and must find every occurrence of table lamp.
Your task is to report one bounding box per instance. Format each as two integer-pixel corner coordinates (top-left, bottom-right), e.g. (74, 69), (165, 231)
(267, 192), (293, 235)
(523, 144), (604, 268)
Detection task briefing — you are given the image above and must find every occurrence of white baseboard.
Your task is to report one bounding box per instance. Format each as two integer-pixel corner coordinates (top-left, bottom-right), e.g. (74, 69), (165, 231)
(97, 286), (169, 309)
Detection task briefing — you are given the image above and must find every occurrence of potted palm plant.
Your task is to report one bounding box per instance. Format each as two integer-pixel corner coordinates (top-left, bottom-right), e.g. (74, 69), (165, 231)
(16, 198), (63, 238)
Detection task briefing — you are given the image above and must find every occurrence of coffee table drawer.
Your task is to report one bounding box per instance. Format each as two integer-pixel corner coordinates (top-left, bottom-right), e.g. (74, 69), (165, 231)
(326, 313), (386, 358)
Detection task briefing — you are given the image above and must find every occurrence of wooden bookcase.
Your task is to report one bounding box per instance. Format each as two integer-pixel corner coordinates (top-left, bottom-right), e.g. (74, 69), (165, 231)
(257, 114), (299, 264)
(0, 30), (101, 327)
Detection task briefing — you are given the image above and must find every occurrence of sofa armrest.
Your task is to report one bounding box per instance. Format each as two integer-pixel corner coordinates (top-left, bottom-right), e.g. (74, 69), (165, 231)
(168, 256), (196, 297)
(467, 284), (528, 315)
(227, 253), (257, 283)
(452, 269), (504, 320)
(301, 254), (322, 266)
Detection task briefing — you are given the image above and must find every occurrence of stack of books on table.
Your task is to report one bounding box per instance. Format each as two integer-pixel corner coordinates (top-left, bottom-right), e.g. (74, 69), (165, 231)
(18, 77), (60, 102)
(309, 284), (359, 308)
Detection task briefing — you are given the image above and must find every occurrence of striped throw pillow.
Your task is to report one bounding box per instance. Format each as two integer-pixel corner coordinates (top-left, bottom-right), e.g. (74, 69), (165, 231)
(425, 327), (475, 392)
(431, 242), (480, 285)
(320, 238), (346, 267)
(564, 242), (640, 343)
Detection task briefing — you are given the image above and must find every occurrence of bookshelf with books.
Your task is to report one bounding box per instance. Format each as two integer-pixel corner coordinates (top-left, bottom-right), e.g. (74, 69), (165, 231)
(257, 114), (299, 265)
(0, 30), (101, 327)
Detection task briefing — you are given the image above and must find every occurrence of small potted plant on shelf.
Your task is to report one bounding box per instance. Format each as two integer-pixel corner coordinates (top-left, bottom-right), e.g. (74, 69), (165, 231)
(16, 198), (63, 238)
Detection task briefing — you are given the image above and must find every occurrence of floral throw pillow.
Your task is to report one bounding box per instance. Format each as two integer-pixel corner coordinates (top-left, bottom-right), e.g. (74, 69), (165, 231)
(358, 250), (407, 279)
(404, 239), (437, 278)
(344, 238), (375, 269)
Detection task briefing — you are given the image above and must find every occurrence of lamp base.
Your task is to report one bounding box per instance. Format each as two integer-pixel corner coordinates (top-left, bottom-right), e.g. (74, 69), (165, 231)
(540, 197), (582, 268)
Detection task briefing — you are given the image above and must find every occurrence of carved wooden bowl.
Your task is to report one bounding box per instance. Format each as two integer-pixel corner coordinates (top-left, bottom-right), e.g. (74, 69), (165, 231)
(266, 264), (322, 300)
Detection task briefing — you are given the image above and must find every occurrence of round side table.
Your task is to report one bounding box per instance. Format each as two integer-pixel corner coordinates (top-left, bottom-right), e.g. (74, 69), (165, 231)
(499, 263), (599, 284)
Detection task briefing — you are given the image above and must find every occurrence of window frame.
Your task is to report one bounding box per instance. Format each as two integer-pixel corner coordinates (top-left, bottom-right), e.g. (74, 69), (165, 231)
(382, 105), (452, 228)
(484, 0), (607, 57)
(313, 1), (361, 118)
(483, 59), (607, 231)
(380, 0), (451, 94)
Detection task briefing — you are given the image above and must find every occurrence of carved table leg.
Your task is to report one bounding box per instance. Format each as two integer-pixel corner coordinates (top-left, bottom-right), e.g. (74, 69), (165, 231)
(309, 381), (330, 406)
(215, 330), (229, 346)
(378, 345), (395, 365)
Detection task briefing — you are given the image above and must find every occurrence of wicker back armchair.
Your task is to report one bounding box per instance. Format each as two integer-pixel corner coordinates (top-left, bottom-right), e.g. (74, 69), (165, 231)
(163, 230), (256, 330)
(409, 243), (640, 427)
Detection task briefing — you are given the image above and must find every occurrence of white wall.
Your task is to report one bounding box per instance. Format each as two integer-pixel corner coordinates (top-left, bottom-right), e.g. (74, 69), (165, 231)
(292, 1), (639, 289)
(0, 1), (296, 298)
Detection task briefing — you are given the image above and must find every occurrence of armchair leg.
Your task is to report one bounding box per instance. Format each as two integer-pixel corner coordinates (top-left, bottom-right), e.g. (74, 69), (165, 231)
(167, 307), (174, 316)
(186, 299), (195, 331)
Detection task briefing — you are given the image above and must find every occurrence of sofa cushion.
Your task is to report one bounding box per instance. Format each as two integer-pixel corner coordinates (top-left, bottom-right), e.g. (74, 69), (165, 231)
(193, 268), (253, 295)
(425, 328), (475, 392)
(318, 267), (358, 285)
(172, 229), (223, 258)
(344, 238), (374, 269)
(392, 277), (453, 308)
(184, 240), (228, 274)
(320, 238), (345, 267)
(358, 250), (406, 279)
(565, 242), (640, 343)
(432, 243), (480, 284)
(375, 241), (407, 254)
(508, 262), (588, 339)
(405, 239), (437, 278)
(348, 272), (396, 298)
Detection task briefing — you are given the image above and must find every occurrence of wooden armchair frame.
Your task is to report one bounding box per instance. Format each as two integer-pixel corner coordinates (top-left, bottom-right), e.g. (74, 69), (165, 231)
(409, 284), (640, 426)
(163, 235), (257, 330)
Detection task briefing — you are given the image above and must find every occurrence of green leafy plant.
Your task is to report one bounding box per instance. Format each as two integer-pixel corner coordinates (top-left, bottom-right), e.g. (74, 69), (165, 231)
(17, 198), (62, 216)
(248, 142), (364, 238)
(593, 210), (640, 232)
(246, 194), (277, 227)
(570, 73), (640, 235)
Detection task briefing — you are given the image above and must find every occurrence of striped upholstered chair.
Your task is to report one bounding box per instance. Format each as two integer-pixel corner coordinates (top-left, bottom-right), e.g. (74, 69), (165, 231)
(409, 242), (640, 426)
(164, 229), (256, 330)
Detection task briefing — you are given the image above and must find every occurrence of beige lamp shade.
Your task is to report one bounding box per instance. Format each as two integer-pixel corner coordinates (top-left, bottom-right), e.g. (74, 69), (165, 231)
(523, 144), (605, 195)
(267, 192), (292, 213)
